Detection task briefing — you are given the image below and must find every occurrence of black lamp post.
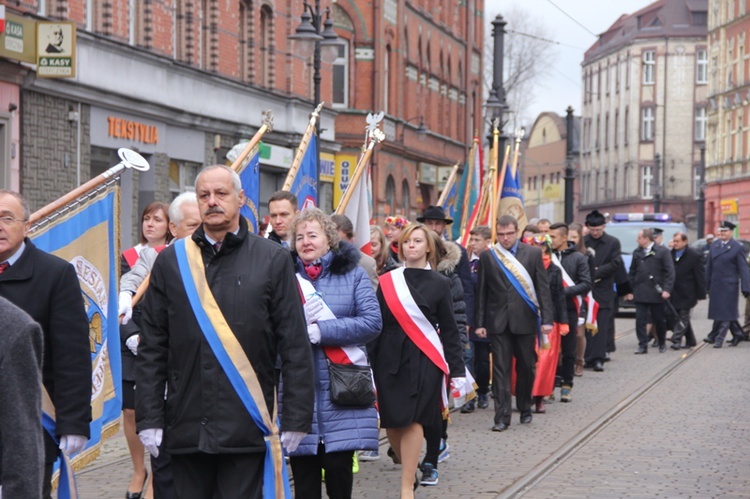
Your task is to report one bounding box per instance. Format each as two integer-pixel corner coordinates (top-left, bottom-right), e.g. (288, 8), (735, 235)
(289, 1), (340, 172)
(697, 145), (706, 238)
(486, 14), (509, 152)
(564, 106), (576, 224)
(398, 116), (428, 143)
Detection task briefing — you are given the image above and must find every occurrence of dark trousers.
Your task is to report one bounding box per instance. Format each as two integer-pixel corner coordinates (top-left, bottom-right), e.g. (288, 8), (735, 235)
(559, 311), (578, 386)
(472, 341), (491, 395)
(152, 440), (175, 499)
(170, 452), (264, 499)
(671, 308), (696, 347)
(43, 461), (53, 499)
(607, 295), (619, 352)
(636, 302), (667, 348)
(422, 419), (448, 468)
(585, 307), (611, 363)
(490, 331), (536, 425)
(712, 320), (745, 344)
(290, 443), (353, 499)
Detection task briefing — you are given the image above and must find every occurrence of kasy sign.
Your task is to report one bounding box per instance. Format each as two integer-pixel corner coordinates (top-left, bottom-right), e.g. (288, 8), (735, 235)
(36, 21), (76, 78)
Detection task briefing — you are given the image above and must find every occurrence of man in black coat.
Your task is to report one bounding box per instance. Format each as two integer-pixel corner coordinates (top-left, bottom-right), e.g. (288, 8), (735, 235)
(583, 210), (622, 369)
(669, 232), (706, 349)
(549, 223), (593, 392)
(136, 166), (314, 498)
(0, 190), (92, 499)
(626, 228), (675, 353)
(475, 215), (554, 432)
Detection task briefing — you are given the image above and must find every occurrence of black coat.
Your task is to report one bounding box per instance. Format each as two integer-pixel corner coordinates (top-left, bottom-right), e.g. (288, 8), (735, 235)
(475, 243), (554, 334)
(546, 263), (569, 325)
(136, 218), (315, 454)
(556, 243), (593, 312)
(628, 244), (675, 304)
(670, 246), (706, 310)
(584, 232), (622, 309)
(706, 238), (750, 320)
(0, 239), (92, 463)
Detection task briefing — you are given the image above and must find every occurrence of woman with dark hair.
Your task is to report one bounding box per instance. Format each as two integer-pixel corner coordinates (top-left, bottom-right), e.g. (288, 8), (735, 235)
(120, 201), (171, 499)
(370, 225), (399, 275)
(569, 223), (594, 377)
(369, 223), (464, 499)
(284, 208), (382, 499)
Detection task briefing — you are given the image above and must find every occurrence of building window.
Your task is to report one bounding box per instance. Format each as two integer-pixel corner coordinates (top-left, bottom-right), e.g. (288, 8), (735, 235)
(401, 179), (410, 214)
(385, 175), (396, 214)
(695, 107), (707, 141)
(641, 165), (653, 198)
(624, 107), (629, 144)
(626, 52), (631, 88)
(169, 160), (201, 198)
(641, 107), (655, 141)
(259, 5), (273, 87)
(643, 50), (655, 85)
(605, 113), (609, 150)
(384, 45), (391, 114)
(332, 42), (349, 107)
(239, 0), (254, 83)
(696, 49), (708, 84)
(614, 109), (619, 147)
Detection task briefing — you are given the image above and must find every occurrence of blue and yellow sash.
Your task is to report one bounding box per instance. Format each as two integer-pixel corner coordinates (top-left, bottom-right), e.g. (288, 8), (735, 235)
(490, 244), (543, 341)
(174, 238), (291, 498)
(41, 387), (78, 499)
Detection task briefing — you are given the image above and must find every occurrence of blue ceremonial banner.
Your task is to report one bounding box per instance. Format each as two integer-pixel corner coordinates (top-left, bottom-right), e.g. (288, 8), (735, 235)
(239, 146), (261, 234)
(498, 160), (528, 231)
(440, 179), (458, 234)
(452, 161), (478, 241)
(292, 133), (318, 210)
(31, 186), (122, 485)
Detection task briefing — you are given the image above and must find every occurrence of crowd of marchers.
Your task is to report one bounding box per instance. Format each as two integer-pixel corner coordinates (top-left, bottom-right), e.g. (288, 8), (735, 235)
(1, 164), (748, 499)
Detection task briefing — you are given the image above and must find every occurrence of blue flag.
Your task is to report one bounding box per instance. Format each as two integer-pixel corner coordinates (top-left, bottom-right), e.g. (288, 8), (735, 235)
(498, 161), (528, 231)
(238, 147), (261, 234)
(440, 179), (458, 236)
(292, 133), (318, 210)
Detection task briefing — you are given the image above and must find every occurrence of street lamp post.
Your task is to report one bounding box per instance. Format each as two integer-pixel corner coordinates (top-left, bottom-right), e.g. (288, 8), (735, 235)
(564, 106), (576, 224)
(697, 145), (706, 238)
(486, 14), (509, 153)
(289, 1), (340, 172)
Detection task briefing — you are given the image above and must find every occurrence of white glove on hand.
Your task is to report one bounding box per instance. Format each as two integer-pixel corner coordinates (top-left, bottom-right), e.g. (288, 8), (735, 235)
(303, 295), (324, 325)
(451, 377), (467, 395)
(307, 324), (321, 344)
(119, 291), (133, 325)
(280, 431), (306, 453)
(577, 317), (585, 327)
(59, 434), (87, 456)
(125, 334), (139, 356)
(139, 428), (163, 458)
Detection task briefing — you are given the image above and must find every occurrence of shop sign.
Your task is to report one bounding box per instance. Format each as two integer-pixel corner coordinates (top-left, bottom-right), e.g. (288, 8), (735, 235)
(107, 116), (159, 144)
(334, 154), (359, 207)
(320, 152), (335, 182)
(543, 183), (562, 200)
(258, 143), (294, 169)
(36, 21), (76, 78)
(419, 163), (437, 185)
(721, 198), (738, 215)
(0, 12), (36, 64)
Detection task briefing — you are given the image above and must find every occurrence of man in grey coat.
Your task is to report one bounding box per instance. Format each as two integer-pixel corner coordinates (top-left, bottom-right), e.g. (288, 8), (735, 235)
(0, 296), (44, 498)
(626, 228), (675, 353)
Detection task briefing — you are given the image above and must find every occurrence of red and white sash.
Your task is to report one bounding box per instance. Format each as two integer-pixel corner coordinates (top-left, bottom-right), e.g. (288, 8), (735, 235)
(379, 267), (451, 414)
(551, 253), (582, 314)
(295, 274), (369, 367)
(550, 253), (598, 333)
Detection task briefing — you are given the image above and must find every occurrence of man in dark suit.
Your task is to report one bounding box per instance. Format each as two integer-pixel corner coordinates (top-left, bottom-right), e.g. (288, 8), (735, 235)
(475, 215), (554, 432)
(705, 221), (750, 347)
(669, 232), (706, 349)
(625, 228), (675, 353)
(583, 210), (622, 370)
(0, 190), (91, 498)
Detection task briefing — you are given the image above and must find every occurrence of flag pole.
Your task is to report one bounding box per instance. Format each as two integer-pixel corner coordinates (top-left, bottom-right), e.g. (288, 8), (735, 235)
(489, 120), (501, 243)
(282, 102), (324, 191)
(459, 139), (478, 237)
(230, 111), (274, 173)
(335, 112), (385, 214)
(436, 163), (460, 207)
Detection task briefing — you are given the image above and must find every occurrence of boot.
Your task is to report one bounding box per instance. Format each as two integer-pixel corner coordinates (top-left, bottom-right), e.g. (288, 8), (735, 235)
(560, 385), (572, 403)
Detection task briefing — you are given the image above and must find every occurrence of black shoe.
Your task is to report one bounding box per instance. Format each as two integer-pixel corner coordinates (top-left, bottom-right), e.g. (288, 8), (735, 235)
(714, 341), (723, 348)
(670, 343), (682, 350)
(491, 422), (509, 432)
(603, 352), (611, 362)
(635, 346), (648, 354)
(651, 339), (659, 347)
(703, 337), (714, 344)
(583, 361), (594, 369)
(460, 400), (475, 413)
(593, 360), (604, 372)
(520, 412), (532, 424)
(684, 343), (696, 349)
(387, 446), (401, 464)
(659, 344), (667, 353)
(477, 393), (489, 409)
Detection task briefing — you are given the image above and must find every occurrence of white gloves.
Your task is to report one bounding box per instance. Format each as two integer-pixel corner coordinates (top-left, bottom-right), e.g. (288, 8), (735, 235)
(125, 335), (139, 356)
(119, 291), (133, 325)
(451, 377), (467, 395)
(307, 324), (321, 344)
(303, 295), (324, 325)
(139, 428), (163, 458)
(59, 434), (87, 456)
(280, 431), (306, 453)
(577, 317), (585, 327)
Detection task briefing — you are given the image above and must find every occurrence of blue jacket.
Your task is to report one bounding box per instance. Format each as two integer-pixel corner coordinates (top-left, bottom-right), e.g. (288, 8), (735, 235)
(285, 242), (382, 455)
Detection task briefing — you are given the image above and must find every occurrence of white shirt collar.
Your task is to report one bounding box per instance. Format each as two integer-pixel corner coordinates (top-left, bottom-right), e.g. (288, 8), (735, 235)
(3, 241), (26, 266)
(204, 227), (240, 247)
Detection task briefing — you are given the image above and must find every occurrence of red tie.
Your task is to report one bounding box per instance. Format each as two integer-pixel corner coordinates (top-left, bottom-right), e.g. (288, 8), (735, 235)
(0, 262), (9, 274)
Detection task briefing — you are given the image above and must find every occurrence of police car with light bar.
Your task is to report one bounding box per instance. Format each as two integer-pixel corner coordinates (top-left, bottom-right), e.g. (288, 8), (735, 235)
(606, 213), (687, 312)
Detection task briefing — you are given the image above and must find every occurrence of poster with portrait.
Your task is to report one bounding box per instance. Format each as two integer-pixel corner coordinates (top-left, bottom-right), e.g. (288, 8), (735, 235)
(36, 21), (76, 78)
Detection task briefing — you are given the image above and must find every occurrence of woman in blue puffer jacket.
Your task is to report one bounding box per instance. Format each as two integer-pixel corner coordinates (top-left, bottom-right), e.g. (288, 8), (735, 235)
(284, 208), (382, 499)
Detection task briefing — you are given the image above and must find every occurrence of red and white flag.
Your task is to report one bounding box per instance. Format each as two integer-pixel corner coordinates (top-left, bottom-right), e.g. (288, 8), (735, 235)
(343, 164), (372, 255)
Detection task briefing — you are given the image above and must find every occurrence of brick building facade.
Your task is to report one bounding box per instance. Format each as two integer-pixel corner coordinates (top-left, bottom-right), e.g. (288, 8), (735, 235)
(580, 0), (708, 227)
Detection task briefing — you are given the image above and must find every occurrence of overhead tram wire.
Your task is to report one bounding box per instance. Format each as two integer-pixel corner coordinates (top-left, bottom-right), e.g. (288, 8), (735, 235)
(544, 0), (599, 38)
(506, 29), (587, 51)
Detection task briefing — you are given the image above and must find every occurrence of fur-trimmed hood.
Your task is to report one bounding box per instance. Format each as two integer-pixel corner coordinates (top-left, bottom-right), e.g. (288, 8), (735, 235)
(437, 240), (462, 274)
(293, 240), (361, 276)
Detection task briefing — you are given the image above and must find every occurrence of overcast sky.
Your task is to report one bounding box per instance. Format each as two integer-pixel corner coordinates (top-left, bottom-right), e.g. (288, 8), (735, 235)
(486, 0), (656, 124)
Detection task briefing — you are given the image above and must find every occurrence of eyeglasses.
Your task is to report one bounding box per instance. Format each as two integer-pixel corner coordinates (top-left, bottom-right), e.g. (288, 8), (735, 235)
(0, 216), (26, 227)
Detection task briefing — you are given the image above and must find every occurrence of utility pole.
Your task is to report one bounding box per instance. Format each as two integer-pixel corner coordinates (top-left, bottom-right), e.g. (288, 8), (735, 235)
(486, 14), (508, 151)
(564, 105), (575, 223)
(697, 146), (706, 238)
(653, 152), (661, 212)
